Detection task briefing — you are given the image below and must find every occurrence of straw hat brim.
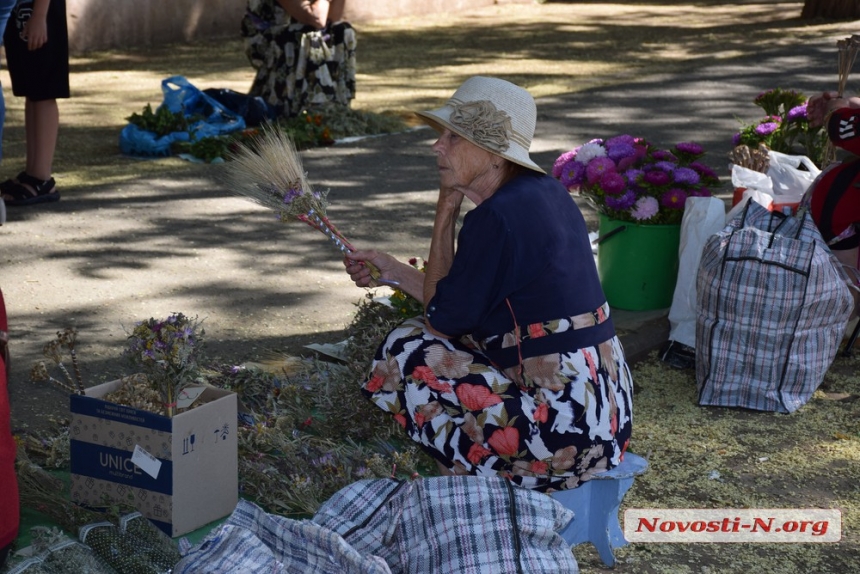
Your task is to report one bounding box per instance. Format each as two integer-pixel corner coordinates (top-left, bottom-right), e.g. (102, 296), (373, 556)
(415, 108), (546, 174)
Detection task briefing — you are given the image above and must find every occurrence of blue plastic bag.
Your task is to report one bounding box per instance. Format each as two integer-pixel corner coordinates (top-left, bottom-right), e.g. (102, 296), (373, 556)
(119, 76), (246, 157)
(160, 75), (246, 139)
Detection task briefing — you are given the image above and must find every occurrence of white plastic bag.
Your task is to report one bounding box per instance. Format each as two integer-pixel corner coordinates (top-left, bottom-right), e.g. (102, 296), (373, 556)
(667, 197), (727, 348)
(726, 151), (822, 223)
(766, 150), (820, 198)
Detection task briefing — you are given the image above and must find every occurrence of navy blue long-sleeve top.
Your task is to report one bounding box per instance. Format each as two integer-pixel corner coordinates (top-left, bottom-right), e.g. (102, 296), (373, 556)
(426, 171), (615, 367)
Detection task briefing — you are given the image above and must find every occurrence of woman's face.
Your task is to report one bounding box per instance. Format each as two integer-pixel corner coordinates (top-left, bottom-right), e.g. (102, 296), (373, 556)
(432, 129), (497, 193)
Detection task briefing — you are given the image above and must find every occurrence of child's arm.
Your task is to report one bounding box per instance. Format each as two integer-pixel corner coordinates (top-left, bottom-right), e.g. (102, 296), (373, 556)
(26, 0), (50, 51)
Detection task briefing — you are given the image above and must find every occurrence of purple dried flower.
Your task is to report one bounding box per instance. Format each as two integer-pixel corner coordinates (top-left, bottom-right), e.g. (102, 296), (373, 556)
(643, 170), (670, 186)
(585, 157), (616, 184)
(755, 122), (779, 136)
(661, 188), (688, 209)
(283, 187), (302, 203)
(605, 189), (636, 210)
(600, 171), (627, 195)
(672, 167), (700, 186)
(631, 196), (659, 220)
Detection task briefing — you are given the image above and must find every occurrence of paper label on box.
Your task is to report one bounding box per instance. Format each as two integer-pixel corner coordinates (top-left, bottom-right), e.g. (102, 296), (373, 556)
(132, 444), (162, 479)
(176, 386), (207, 410)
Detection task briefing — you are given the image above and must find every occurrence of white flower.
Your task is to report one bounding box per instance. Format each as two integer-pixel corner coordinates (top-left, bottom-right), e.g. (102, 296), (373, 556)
(574, 142), (606, 164)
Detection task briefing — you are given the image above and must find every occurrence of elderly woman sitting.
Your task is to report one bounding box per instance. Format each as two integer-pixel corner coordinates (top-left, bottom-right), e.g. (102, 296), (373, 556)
(241, 0), (356, 117)
(344, 76), (634, 491)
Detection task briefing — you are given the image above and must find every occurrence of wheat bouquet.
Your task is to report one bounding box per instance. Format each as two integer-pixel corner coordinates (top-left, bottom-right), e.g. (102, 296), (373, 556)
(224, 125), (380, 279)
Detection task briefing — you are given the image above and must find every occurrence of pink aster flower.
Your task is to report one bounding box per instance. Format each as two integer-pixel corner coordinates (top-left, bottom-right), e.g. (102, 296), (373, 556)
(585, 157), (616, 184)
(599, 171), (626, 195)
(631, 196), (659, 220)
(661, 188), (688, 209)
(643, 169), (670, 186)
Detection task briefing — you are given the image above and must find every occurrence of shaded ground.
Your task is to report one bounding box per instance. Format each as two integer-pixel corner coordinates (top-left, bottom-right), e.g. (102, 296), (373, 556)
(1, 1), (859, 572)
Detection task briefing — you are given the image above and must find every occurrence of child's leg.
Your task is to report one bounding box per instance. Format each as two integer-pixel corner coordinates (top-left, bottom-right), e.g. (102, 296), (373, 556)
(25, 97), (59, 181)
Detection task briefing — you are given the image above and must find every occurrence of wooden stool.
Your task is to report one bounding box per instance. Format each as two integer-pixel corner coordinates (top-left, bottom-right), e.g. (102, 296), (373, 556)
(550, 452), (649, 568)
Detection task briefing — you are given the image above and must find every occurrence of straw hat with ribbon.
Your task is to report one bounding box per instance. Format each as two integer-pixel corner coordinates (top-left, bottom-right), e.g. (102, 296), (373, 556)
(415, 76), (545, 174)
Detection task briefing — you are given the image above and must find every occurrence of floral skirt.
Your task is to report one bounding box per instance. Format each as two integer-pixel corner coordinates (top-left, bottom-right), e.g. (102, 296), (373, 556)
(361, 318), (634, 491)
(242, 18), (357, 117)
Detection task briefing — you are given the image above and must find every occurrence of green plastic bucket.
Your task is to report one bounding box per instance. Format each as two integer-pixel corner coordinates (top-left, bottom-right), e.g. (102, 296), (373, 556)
(596, 215), (681, 311)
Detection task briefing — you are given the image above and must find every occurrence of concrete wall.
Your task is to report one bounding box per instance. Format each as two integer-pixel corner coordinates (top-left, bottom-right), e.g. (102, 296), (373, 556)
(66, 0), (532, 53)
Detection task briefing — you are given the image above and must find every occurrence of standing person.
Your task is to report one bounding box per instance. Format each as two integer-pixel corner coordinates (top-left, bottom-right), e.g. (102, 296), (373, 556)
(241, 0), (356, 118)
(0, 289), (19, 567)
(0, 0), (68, 207)
(0, 0), (13, 224)
(343, 76), (634, 491)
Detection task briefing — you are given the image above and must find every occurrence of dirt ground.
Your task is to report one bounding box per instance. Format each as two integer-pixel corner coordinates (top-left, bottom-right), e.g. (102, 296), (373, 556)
(1, 2), (859, 571)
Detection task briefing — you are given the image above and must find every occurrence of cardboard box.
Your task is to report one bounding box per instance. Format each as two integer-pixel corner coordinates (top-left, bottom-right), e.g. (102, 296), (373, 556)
(69, 380), (238, 537)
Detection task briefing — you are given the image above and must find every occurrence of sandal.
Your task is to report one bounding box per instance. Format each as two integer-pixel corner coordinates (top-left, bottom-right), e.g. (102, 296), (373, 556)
(0, 171), (28, 193)
(0, 174), (59, 206)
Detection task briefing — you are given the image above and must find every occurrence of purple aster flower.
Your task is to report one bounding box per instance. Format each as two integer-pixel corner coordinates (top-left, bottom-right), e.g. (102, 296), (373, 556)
(585, 157), (616, 184)
(652, 161), (677, 173)
(661, 188), (688, 209)
(606, 143), (636, 163)
(605, 189), (637, 210)
(672, 167), (700, 186)
(652, 150), (677, 162)
(643, 170), (671, 186)
(786, 104), (807, 123)
(755, 122), (779, 136)
(625, 168), (644, 186)
(631, 196), (659, 221)
(688, 187), (712, 197)
(689, 161), (718, 180)
(605, 134), (636, 149)
(553, 150), (577, 178)
(600, 171), (627, 195)
(559, 159), (586, 189)
(675, 142), (704, 155)
(732, 132), (742, 146)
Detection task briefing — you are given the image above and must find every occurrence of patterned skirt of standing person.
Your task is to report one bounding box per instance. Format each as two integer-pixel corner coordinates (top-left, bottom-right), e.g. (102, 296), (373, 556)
(361, 315), (634, 492)
(242, 13), (356, 117)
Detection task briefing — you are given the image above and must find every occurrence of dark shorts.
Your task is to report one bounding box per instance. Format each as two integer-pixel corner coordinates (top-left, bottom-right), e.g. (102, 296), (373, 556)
(3, 0), (70, 101)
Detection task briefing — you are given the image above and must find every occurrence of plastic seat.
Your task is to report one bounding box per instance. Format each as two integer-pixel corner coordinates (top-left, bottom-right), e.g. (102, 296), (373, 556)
(550, 452), (649, 568)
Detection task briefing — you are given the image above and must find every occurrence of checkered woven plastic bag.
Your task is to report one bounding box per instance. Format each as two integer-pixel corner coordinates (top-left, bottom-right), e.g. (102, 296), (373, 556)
(695, 200), (854, 412)
(174, 499), (392, 574)
(313, 476), (579, 574)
